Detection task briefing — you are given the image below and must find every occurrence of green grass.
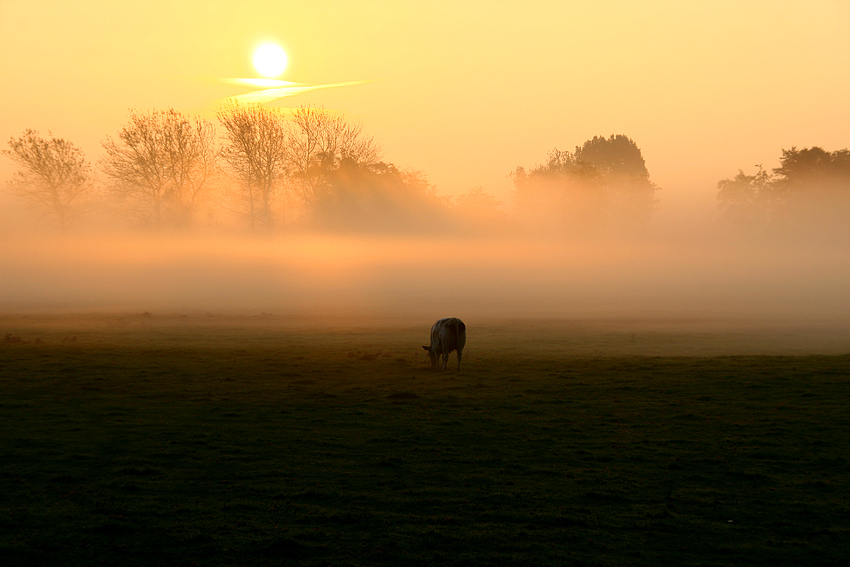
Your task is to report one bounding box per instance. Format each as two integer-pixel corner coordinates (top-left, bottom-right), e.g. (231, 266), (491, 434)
(1, 316), (849, 565)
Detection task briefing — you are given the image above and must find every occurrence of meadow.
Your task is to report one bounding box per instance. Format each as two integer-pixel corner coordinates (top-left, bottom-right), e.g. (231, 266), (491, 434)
(1, 314), (849, 566)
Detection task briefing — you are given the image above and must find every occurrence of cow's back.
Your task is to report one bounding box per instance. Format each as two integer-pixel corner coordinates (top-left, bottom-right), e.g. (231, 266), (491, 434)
(432, 317), (465, 354)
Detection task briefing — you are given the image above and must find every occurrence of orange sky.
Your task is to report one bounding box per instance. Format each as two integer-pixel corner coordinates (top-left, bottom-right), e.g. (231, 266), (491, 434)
(2, 0), (849, 211)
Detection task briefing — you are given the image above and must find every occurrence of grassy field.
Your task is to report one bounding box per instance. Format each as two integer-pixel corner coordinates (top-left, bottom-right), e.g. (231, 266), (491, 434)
(1, 315), (849, 566)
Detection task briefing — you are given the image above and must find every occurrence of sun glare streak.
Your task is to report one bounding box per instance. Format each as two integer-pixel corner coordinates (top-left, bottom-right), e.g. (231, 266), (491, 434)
(224, 80), (370, 104)
(223, 78), (301, 89)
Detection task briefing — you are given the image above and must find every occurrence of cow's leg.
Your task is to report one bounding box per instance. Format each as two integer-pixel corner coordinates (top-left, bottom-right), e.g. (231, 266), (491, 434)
(456, 349), (462, 371)
(440, 352), (449, 371)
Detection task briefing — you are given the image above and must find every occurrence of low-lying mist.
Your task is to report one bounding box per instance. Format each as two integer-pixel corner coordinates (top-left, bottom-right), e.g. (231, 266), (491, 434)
(2, 225), (849, 332)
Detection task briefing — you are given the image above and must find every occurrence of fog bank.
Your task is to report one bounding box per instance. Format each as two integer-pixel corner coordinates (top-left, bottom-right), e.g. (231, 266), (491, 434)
(2, 230), (849, 330)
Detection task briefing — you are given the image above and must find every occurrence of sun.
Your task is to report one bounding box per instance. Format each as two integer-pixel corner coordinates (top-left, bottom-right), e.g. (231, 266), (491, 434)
(253, 43), (288, 78)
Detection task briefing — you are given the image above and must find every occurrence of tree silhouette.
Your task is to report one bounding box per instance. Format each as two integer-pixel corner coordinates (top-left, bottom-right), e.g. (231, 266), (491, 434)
(101, 109), (216, 229)
(511, 149), (605, 235)
(773, 147), (850, 196)
(574, 134), (649, 178)
(284, 105), (382, 222)
(575, 135), (658, 230)
(217, 102), (288, 232)
(717, 146), (850, 234)
(3, 129), (94, 231)
(717, 166), (773, 231)
(512, 135), (657, 235)
(311, 158), (450, 233)
(217, 103), (414, 232)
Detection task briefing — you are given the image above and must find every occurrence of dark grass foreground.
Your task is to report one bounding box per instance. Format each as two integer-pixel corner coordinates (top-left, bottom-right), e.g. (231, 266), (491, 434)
(1, 319), (849, 566)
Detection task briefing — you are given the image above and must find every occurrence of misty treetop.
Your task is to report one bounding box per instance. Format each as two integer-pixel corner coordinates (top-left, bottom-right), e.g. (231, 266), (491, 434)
(716, 167), (773, 231)
(217, 102), (290, 232)
(215, 102), (442, 233)
(575, 134), (650, 179)
(2, 130), (94, 232)
(718, 146), (850, 235)
(259, 104), (384, 227)
(311, 159), (452, 233)
(101, 109), (217, 229)
(511, 134), (658, 235)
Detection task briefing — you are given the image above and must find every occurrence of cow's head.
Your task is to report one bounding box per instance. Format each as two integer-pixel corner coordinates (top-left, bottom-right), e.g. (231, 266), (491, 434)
(422, 345), (437, 367)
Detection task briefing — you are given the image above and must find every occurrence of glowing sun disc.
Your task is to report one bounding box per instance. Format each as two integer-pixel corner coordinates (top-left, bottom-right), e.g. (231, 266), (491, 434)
(253, 43), (288, 78)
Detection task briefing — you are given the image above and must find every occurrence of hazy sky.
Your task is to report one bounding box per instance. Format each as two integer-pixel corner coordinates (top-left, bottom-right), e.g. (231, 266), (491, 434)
(2, 1), (850, 327)
(2, 0), (849, 206)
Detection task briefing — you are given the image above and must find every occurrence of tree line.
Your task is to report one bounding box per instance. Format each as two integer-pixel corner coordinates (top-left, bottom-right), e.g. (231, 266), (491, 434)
(3, 104), (448, 234)
(717, 147), (850, 236)
(5, 105), (848, 237)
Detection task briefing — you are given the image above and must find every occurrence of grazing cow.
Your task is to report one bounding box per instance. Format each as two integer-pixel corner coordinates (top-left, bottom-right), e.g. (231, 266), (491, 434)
(422, 317), (466, 371)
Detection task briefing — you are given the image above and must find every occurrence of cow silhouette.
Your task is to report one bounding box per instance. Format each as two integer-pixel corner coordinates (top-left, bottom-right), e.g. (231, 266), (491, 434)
(422, 317), (466, 371)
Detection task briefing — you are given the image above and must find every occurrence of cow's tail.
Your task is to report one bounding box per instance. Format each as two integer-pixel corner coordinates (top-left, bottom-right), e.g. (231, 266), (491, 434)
(455, 318), (466, 371)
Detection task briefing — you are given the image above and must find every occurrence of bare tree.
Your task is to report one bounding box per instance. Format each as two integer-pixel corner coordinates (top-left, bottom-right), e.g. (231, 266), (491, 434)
(101, 109), (216, 229)
(217, 101), (289, 232)
(3, 129), (94, 231)
(216, 103), (383, 231)
(162, 112), (217, 226)
(284, 105), (382, 207)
